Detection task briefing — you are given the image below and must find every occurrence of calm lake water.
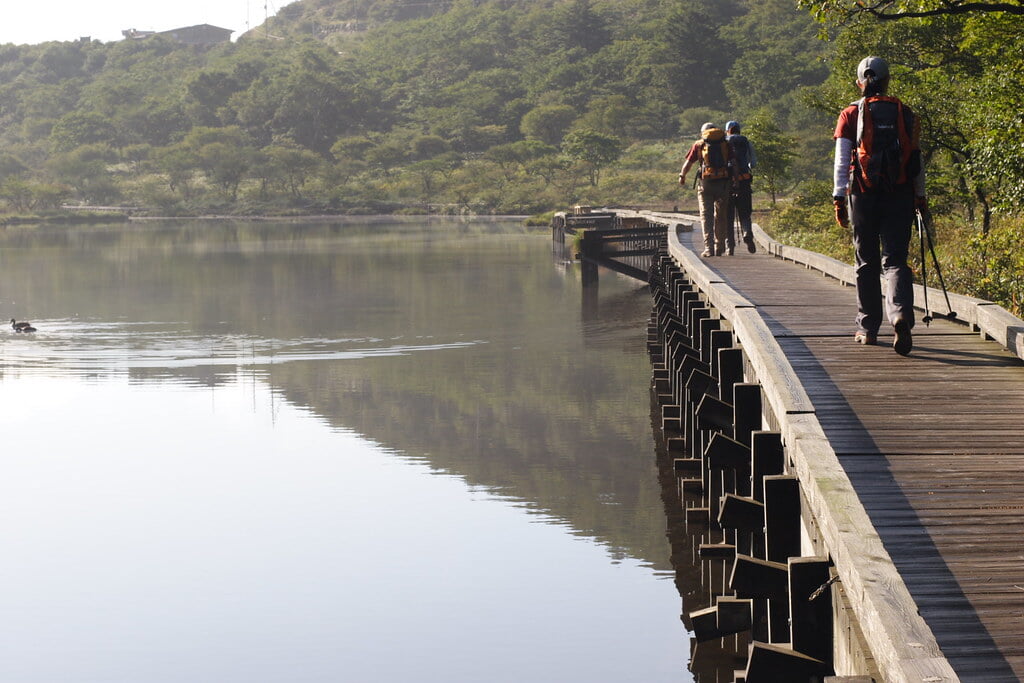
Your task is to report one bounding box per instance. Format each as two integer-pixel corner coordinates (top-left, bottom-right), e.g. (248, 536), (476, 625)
(0, 217), (692, 682)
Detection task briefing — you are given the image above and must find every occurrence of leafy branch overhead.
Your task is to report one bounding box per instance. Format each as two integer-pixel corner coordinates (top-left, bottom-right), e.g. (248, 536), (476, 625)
(799, 0), (1024, 22)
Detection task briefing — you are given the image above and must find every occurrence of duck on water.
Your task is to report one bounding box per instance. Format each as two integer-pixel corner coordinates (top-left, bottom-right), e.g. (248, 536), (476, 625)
(10, 319), (36, 332)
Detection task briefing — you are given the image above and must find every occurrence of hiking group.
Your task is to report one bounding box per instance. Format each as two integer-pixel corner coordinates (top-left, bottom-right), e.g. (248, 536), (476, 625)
(677, 55), (927, 357)
(678, 120), (757, 257)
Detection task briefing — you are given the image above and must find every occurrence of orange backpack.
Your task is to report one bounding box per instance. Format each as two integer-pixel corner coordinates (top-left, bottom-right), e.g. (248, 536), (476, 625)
(855, 95), (920, 191)
(699, 127), (730, 180)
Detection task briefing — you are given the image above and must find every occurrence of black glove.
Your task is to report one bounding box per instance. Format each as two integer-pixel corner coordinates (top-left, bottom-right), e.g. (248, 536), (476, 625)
(833, 196), (849, 228)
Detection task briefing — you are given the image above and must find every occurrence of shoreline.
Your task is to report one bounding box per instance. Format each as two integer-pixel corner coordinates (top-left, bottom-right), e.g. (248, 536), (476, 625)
(2, 212), (536, 227)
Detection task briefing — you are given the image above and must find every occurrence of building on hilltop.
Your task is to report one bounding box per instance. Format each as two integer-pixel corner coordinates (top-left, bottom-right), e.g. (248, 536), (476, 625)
(121, 24), (233, 45)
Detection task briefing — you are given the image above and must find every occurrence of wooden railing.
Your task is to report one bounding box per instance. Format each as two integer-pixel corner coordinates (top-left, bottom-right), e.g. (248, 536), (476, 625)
(642, 211), (960, 683)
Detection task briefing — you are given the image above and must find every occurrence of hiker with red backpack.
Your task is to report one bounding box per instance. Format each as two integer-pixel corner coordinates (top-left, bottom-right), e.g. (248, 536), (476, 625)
(833, 56), (927, 356)
(679, 122), (737, 257)
(726, 120), (757, 254)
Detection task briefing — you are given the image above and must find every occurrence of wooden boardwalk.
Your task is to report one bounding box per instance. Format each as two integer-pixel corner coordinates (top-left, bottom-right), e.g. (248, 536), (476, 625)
(675, 226), (1024, 681)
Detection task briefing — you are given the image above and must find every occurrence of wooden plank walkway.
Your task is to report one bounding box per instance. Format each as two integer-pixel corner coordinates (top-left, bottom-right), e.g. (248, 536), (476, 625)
(677, 227), (1024, 681)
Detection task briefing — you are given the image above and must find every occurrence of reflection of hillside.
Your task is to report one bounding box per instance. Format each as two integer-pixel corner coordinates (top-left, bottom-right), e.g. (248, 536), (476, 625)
(2, 219), (673, 571)
(265, 294), (672, 570)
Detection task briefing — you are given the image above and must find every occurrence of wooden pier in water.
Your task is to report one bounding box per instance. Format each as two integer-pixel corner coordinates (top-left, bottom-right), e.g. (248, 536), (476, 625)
(552, 209), (1024, 682)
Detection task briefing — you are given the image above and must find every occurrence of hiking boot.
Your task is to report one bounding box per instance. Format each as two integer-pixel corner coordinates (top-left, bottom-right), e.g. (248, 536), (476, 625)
(893, 316), (913, 356)
(855, 330), (877, 345)
(744, 233), (756, 253)
(701, 249), (714, 257)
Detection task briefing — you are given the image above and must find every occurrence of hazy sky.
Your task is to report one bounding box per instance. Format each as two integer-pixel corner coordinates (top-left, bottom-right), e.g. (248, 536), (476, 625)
(1, 0), (299, 46)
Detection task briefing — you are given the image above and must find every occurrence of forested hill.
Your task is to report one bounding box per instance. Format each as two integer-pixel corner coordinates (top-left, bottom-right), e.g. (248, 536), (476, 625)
(0, 0), (1021, 225)
(0, 0), (831, 215)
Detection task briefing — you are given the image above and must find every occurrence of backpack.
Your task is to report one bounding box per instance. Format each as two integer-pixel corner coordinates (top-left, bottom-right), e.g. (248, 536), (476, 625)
(855, 95), (920, 191)
(699, 127), (730, 180)
(728, 134), (752, 180)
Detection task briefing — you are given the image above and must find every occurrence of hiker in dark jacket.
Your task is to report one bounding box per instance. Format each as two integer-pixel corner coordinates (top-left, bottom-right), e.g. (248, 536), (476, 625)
(833, 56), (927, 356)
(725, 120), (757, 254)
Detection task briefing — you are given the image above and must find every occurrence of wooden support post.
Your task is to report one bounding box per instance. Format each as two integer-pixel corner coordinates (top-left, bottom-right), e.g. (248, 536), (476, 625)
(689, 598), (754, 643)
(657, 301), (679, 326)
(689, 306), (710, 349)
(764, 475), (801, 564)
(716, 596), (753, 636)
(666, 437), (685, 454)
(730, 554), (788, 601)
(674, 281), (693, 312)
(653, 369), (671, 400)
(789, 557), (834, 667)
(689, 605), (723, 643)
(699, 543), (736, 560)
(680, 290), (701, 327)
(671, 273), (691, 304)
(718, 494), (765, 533)
(751, 432), (785, 503)
(733, 383), (762, 448)
(706, 433), (750, 470)
(662, 318), (686, 361)
(673, 457), (702, 476)
(686, 506), (710, 525)
(677, 353), (710, 407)
(665, 331), (690, 405)
(718, 347), (745, 404)
(709, 328), (733, 378)
(662, 404), (682, 434)
(745, 642), (833, 682)
(700, 316), (723, 368)
(685, 368), (718, 439)
(696, 393), (733, 432)
(760, 473), (799, 645)
(752, 598), (769, 644)
(686, 369), (718, 405)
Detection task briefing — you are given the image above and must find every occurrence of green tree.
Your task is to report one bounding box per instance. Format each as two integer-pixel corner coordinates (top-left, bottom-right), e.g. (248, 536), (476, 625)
(0, 177), (67, 212)
(410, 134), (450, 160)
(520, 104), (577, 146)
(50, 110), (119, 152)
(573, 95), (632, 138)
(153, 145), (198, 199)
(47, 143), (119, 201)
(484, 140), (557, 181)
(331, 136), (376, 162)
(197, 142), (254, 200)
(364, 140), (408, 176)
(745, 109), (795, 204)
(264, 143), (324, 197)
(406, 156), (458, 201)
(561, 129), (622, 186)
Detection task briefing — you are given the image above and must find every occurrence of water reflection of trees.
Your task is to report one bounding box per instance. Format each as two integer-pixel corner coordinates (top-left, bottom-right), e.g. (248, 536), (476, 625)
(264, 322), (673, 572)
(1, 220), (675, 573)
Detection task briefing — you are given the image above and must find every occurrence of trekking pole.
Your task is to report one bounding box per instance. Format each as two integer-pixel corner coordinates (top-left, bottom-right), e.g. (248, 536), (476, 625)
(917, 210), (932, 324)
(917, 209), (957, 321)
(733, 196), (740, 245)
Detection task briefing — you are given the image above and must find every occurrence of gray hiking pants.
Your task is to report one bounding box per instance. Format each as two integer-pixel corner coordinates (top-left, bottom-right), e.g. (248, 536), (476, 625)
(850, 189), (916, 334)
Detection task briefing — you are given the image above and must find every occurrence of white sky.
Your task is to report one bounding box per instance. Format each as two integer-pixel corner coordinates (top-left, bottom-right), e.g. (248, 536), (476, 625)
(1, 0), (299, 46)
